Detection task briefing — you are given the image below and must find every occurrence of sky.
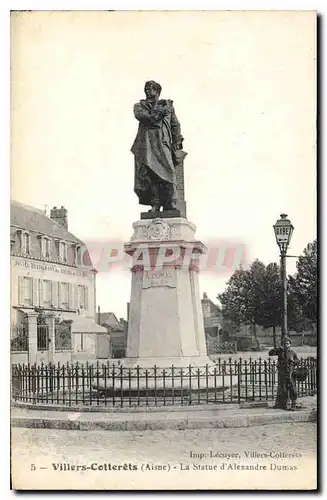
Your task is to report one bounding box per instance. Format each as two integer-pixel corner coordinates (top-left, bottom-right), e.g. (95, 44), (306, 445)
(10, 10), (316, 319)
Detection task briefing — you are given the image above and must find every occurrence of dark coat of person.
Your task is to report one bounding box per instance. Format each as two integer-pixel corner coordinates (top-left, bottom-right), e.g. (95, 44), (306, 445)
(269, 346), (299, 408)
(131, 99), (183, 206)
(268, 347), (299, 376)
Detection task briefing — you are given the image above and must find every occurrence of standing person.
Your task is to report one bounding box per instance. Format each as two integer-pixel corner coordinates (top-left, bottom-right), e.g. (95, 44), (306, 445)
(131, 80), (185, 212)
(269, 336), (299, 410)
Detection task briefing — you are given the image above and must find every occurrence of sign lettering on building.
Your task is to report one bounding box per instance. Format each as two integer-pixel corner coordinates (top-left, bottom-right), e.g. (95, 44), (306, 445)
(13, 259), (91, 278)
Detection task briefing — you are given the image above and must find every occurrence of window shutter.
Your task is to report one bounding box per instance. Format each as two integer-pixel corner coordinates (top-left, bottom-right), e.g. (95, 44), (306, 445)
(68, 283), (73, 309)
(38, 236), (42, 257)
(18, 276), (24, 305)
(84, 286), (89, 311)
(39, 279), (44, 306)
(76, 246), (81, 266)
(32, 279), (38, 306)
(51, 281), (58, 308)
(58, 282), (62, 307)
(73, 285), (78, 310)
(47, 239), (52, 259)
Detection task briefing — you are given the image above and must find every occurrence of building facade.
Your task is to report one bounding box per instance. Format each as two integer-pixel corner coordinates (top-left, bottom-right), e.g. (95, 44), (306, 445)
(201, 293), (225, 354)
(98, 311), (128, 359)
(11, 201), (107, 364)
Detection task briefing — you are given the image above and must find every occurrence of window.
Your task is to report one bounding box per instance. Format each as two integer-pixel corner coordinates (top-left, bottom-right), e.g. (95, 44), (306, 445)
(25, 233), (30, 255)
(41, 279), (52, 307)
(18, 277), (33, 306)
(39, 236), (51, 259)
(60, 242), (68, 262)
(39, 236), (44, 256)
(57, 241), (68, 263)
(10, 230), (16, 251)
(55, 240), (60, 259)
(59, 242), (64, 261)
(21, 232), (30, 256)
(77, 285), (88, 310)
(59, 282), (69, 309)
(73, 245), (82, 266)
(63, 243), (68, 262)
(45, 238), (51, 258)
(59, 241), (65, 260)
(76, 246), (81, 265)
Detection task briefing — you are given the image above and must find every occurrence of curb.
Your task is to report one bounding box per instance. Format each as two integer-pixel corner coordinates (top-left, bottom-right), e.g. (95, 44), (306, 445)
(12, 401), (240, 414)
(11, 408), (317, 432)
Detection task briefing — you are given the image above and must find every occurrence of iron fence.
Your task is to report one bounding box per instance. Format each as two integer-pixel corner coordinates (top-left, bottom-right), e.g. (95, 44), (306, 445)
(11, 357), (317, 408)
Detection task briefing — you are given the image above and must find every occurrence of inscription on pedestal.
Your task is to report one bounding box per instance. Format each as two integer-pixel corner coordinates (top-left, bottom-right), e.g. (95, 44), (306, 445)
(143, 269), (177, 288)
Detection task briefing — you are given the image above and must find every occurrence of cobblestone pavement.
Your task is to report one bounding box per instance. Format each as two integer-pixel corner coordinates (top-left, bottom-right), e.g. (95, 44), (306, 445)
(11, 422), (317, 491)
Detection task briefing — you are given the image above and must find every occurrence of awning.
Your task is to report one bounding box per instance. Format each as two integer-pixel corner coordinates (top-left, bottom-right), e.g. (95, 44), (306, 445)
(71, 317), (108, 334)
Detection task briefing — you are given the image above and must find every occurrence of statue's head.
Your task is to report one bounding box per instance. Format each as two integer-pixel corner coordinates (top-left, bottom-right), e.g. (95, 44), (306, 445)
(144, 80), (162, 100)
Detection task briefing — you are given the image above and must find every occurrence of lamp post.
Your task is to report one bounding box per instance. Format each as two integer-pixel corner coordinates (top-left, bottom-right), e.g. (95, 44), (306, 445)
(273, 214), (294, 341)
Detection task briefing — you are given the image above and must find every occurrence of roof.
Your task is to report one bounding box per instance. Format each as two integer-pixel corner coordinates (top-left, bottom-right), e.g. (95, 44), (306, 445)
(11, 200), (84, 245)
(202, 294), (221, 313)
(99, 312), (120, 327)
(71, 317), (107, 334)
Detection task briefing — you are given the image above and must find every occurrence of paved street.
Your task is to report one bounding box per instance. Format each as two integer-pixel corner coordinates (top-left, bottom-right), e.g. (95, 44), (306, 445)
(11, 422), (317, 490)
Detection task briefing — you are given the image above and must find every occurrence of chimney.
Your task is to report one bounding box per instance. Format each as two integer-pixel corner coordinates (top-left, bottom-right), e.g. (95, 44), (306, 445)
(50, 205), (68, 229)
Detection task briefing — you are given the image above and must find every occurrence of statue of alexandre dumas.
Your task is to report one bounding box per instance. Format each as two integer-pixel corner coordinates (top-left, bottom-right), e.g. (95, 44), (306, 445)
(131, 80), (186, 213)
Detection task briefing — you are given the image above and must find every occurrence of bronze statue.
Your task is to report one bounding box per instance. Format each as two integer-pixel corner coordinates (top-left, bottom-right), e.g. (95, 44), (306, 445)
(131, 81), (186, 213)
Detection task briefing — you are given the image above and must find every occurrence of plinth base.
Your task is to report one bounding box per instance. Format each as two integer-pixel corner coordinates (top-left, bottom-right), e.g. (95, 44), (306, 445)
(140, 209), (181, 220)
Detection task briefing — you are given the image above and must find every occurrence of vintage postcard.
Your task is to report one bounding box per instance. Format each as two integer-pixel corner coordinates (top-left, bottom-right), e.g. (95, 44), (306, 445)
(10, 10), (317, 491)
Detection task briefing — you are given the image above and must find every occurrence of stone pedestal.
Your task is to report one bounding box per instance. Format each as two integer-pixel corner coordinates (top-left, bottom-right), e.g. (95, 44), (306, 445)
(123, 218), (213, 368)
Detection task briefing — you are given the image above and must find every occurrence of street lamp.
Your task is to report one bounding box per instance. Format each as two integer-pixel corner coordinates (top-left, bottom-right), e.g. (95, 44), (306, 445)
(273, 214), (294, 341)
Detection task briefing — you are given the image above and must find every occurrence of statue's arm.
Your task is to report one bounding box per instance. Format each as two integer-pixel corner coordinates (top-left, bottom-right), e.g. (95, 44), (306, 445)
(170, 104), (184, 149)
(268, 348), (280, 356)
(134, 103), (162, 125)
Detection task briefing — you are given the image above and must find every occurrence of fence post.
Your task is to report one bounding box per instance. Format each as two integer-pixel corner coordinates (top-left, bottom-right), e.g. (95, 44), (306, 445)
(237, 361), (241, 404)
(188, 365), (192, 406)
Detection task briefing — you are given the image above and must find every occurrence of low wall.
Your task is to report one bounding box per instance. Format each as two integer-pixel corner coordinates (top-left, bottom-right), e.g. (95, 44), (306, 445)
(11, 352), (28, 364)
(258, 333), (317, 348)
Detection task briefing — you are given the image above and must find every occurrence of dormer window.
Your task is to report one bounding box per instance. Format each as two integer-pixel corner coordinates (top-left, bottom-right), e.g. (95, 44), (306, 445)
(73, 245), (82, 266)
(55, 240), (60, 259)
(39, 235), (51, 259)
(61, 242), (68, 263)
(45, 238), (51, 259)
(20, 231), (31, 256)
(55, 240), (68, 263)
(10, 229), (16, 251)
